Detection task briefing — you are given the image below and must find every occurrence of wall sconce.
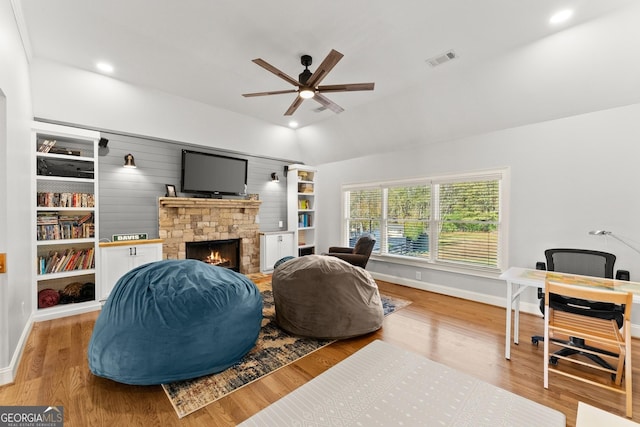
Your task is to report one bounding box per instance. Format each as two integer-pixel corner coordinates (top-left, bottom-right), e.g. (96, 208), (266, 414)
(98, 138), (109, 148)
(123, 153), (137, 168)
(270, 172), (279, 183)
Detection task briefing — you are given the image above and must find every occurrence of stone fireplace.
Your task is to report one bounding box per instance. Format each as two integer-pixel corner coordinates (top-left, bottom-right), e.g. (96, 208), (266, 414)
(158, 197), (261, 273)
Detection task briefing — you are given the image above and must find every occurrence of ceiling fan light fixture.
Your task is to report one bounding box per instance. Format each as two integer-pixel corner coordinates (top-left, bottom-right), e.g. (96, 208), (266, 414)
(243, 49), (373, 116)
(549, 9), (573, 24)
(299, 88), (315, 99)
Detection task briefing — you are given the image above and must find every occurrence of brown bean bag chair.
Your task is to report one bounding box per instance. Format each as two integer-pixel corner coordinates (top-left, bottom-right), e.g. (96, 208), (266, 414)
(272, 255), (384, 339)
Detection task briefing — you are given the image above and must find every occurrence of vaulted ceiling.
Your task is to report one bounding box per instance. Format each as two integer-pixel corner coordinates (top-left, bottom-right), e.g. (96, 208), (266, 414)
(14, 1), (640, 164)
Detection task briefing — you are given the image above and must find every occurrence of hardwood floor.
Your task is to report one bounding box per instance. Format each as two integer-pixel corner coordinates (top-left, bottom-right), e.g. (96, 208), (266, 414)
(1, 277), (638, 426)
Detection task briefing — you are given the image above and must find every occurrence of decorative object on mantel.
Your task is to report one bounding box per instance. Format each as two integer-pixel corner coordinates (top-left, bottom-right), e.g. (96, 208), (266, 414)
(247, 193), (259, 201)
(165, 184), (177, 197)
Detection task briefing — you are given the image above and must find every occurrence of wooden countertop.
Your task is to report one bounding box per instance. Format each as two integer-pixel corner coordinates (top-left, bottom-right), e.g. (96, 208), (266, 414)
(99, 238), (164, 248)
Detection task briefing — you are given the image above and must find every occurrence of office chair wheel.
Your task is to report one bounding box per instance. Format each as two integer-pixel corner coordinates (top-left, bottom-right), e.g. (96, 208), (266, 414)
(549, 356), (559, 366)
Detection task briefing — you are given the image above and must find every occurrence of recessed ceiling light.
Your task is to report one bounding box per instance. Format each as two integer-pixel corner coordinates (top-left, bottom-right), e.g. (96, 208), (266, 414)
(96, 62), (114, 73)
(288, 121), (299, 128)
(549, 9), (573, 24)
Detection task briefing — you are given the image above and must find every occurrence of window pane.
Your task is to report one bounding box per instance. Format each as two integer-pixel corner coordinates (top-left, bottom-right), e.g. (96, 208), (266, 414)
(437, 180), (499, 267)
(347, 220), (381, 247)
(387, 220), (429, 258)
(437, 223), (498, 267)
(439, 181), (499, 222)
(347, 188), (382, 250)
(387, 185), (430, 258)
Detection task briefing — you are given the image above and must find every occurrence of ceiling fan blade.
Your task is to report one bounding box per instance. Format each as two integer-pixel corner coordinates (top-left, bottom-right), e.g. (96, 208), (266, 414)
(284, 96), (305, 116)
(313, 93), (344, 114)
(252, 58), (300, 87)
(242, 89), (297, 97)
(317, 82), (375, 93)
(305, 49), (344, 88)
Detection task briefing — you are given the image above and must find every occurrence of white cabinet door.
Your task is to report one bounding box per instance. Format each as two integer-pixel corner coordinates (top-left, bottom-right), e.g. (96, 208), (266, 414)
(279, 233), (295, 261)
(100, 246), (133, 300)
(260, 233), (295, 272)
(131, 243), (163, 269)
(99, 242), (163, 300)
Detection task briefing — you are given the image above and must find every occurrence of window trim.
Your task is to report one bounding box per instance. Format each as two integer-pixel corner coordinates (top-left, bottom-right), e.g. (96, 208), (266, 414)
(341, 168), (510, 276)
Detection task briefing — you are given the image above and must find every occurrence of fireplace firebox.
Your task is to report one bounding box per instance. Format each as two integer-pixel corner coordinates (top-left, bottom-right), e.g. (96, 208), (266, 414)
(185, 239), (240, 272)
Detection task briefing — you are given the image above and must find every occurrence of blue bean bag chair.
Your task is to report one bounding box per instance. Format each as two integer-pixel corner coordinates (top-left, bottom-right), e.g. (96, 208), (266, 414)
(88, 259), (263, 385)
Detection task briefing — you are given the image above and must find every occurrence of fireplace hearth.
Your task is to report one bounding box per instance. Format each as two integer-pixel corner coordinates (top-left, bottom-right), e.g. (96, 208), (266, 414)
(186, 239), (240, 272)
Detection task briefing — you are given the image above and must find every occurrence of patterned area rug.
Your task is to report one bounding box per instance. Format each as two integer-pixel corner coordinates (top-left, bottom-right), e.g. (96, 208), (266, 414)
(162, 282), (411, 418)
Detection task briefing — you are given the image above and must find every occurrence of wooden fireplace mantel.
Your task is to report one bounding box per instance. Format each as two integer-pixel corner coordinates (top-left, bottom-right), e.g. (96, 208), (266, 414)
(158, 197), (261, 209)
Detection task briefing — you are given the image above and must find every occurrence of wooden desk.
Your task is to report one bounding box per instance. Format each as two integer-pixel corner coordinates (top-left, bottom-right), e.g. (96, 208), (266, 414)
(499, 267), (640, 359)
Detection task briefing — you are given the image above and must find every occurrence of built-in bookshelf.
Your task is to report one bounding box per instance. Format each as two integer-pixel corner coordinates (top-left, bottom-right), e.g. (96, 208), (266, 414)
(32, 122), (101, 320)
(287, 164), (317, 256)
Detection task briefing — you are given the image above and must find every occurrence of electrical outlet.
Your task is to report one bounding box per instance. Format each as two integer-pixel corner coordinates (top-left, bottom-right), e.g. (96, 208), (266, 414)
(0, 253), (6, 273)
(415, 271), (421, 280)
(278, 220), (283, 228)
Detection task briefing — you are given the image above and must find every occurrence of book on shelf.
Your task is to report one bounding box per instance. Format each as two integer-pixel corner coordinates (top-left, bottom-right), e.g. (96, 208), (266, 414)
(298, 199), (311, 210)
(37, 212), (59, 225)
(37, 139), (57, 153)
(298, 213), (312, 228)
(37, 221), (94, 240)
(77, 212), (93, 225)
(37, 192), (95, 208)
(37, 247), (95, 275)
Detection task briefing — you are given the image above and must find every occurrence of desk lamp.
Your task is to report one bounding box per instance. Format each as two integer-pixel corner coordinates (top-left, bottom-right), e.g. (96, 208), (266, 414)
(589, 230), (640, 255)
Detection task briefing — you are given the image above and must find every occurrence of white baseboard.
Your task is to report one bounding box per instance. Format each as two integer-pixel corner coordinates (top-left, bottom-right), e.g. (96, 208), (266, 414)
(32, 301), (101, 322)
(370, 272), (640, 339)
(0, 302), (101, 386)
(0, 314), (33, 386)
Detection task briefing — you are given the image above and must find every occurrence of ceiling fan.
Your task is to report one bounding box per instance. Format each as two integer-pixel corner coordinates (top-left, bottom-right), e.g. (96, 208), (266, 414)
(242, 49), (375, 116)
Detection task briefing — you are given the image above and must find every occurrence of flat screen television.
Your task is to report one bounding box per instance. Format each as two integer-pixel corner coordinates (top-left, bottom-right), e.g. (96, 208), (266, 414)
(181, 150), (248, 197)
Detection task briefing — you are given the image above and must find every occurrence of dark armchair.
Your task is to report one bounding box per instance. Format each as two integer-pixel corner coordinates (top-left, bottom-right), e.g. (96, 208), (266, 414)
(324, 234), (376, 269)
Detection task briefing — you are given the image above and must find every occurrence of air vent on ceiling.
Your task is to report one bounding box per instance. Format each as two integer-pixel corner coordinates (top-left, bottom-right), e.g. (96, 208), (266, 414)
(426, 49), (458, 67)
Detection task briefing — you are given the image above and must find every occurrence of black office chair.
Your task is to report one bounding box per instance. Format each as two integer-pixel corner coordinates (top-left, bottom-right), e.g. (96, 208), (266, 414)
(531, 248), (629, 371)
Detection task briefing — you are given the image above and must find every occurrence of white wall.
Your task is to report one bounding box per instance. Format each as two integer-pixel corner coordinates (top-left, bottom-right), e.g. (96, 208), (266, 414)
(316, 102), (640, 326)
(29, 59), (301, 162)
(0, 0), (35, 380)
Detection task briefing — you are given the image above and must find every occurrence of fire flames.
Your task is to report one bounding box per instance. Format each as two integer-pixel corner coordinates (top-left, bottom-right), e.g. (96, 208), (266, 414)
(204, 250), (229, 266)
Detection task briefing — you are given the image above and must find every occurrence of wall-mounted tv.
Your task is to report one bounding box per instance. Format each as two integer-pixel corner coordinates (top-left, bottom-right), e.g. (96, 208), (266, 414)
(181, 150), (248, 197)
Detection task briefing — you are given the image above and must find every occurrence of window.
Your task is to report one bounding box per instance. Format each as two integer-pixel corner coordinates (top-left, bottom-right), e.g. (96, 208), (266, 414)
(343, 169), (507, 272)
